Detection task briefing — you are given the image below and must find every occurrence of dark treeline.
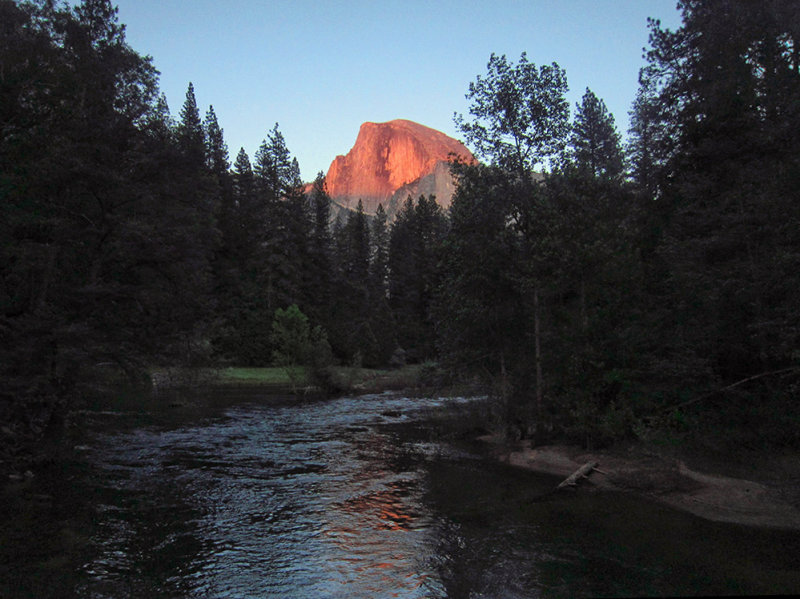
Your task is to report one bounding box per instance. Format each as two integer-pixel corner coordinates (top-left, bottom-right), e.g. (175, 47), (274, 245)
(0, 0), (447, 448)
(440, 0), (800, 448)
(2, 0), (799, 453)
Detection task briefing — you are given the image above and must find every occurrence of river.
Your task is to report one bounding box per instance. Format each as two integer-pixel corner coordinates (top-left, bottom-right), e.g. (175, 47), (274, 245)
(2, 388), (799, 597)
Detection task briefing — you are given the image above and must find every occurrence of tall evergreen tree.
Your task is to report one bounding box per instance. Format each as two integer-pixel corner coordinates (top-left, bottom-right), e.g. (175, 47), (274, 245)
(214, 147), (270, 364)
(435, 166), (527, 404)
(342, 200), (371, 290)
(232, 147), (256, 234)
(569, 88), (625, 181)
(306, 172), (334, 327)
(203, 105), (230, 176)
(254, 124), (299, 200)
(370, 203), (389, 302)
(176, 82), (205, 170)
(328, 200), (374, 363)
(0, 0), (217, 445)
(627, 70), (667, 200)
(367, 203), (395, 364)
(389, 196), (447, 360)
(204, 106), (233, 258)
(641, 0), (800, 436)
(253, 125), (291, 314)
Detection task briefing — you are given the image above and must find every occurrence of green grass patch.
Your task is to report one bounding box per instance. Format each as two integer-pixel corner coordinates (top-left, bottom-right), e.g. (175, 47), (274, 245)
(215, 367), (309, 385)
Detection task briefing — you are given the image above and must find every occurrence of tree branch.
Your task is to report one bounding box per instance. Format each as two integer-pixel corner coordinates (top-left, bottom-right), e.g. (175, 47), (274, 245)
(664, 367), (800, 414)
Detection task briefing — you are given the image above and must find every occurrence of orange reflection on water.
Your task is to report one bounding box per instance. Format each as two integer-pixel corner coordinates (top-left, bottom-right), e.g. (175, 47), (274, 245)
(336, 483), (417, 532)
(320, 480), (430, 593)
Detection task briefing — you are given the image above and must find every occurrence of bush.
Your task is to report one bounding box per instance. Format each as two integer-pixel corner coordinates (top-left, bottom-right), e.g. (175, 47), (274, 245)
(270, 305), (335, 393)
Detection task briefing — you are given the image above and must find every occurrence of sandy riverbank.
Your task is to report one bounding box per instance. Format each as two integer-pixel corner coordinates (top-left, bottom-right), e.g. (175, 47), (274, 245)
(480, 437), (800, 530)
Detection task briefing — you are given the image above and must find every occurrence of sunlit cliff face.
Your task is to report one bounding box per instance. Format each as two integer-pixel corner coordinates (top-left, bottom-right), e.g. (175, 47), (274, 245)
(325, 119), (474, 214)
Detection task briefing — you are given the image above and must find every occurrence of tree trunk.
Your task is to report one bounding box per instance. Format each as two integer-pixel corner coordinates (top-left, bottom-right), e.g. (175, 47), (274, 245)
(533, 284), (543, 444)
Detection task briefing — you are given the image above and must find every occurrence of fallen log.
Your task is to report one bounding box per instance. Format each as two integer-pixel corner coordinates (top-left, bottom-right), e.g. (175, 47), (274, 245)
(556, 461), (599, 490)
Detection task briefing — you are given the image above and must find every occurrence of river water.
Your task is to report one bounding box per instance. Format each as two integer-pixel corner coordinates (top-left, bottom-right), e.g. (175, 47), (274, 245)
(3, 389), (799, 597)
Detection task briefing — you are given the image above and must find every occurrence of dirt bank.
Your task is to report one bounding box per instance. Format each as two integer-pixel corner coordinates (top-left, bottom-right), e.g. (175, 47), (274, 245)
(481, 437), (800, 530)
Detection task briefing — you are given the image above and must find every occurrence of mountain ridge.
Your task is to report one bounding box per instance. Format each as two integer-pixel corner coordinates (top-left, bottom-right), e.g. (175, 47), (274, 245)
(324, 119), (474, 214)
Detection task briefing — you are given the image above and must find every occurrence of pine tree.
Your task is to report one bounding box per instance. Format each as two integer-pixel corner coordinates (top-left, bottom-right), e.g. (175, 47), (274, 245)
(254, 123), (298, 201)
(642, 0), (800, 424)
(343, 200), (370, 290)
(176, 82), (205, 170)
(367, 203), (395, 364)
(389, 196), (447, 360)
(570, 88), (625, 181)
(146, 93), (175, 141)
(232, 148), (256, 221)
(434, 165), (527, 398)
(329, 200), (373, 363)
(370, 204), (389, 301)
(204, 105), (230, 175)
(627, 70), (666, 200)
(215, 147), (268, 363)
(0, 0), (218, 444)
(253, 124), (307, 314)
(203, 106), (233, 250)
(306, 173), (334, 326)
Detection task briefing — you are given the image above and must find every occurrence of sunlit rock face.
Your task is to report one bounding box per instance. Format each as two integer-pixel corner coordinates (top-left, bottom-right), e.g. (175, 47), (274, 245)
(326, 119), (474, 214)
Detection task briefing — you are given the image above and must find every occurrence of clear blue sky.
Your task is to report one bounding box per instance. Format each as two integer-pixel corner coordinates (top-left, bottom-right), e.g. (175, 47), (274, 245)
(114, 0), (682, 182)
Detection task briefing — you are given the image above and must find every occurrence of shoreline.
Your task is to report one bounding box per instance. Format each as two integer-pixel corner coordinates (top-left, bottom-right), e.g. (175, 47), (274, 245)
(480, 437), (800, 530)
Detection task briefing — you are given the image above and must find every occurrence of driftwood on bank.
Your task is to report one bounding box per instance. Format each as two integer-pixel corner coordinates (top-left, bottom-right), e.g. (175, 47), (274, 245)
(556, 461), (599, 490)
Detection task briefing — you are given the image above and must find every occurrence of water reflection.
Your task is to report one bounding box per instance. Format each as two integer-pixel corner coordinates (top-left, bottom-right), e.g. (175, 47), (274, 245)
(321, 477), (432, 596)
(74, 395), (464, 597)
(57, 391), (800, 598)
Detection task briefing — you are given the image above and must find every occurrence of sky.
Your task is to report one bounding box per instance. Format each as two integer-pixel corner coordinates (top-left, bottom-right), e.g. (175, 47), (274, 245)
(113, 0), (683, 182)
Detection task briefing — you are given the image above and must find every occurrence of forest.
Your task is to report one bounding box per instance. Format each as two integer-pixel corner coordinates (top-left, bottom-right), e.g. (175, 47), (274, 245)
(1, 0), (799, 464)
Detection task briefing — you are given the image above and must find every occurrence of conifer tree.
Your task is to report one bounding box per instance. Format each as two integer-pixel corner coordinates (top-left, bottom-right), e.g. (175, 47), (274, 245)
(311, 173), (333, 258)
(253, 124), (307, 314)
(204, 105), (230, 175)
(176, 82), (205, 170)
(434, 166), (526, 397)
(328, 201), (374, 363)
(640, 0), (800, 430)
(232, 148), (255, 219)
(146, 93), (175, 140)
(370, 204), (389, 301)
(368, 203), (395, 363)
(307, 173), (334, 326)
(203, 106), (233, 248)
(389, 196), (447, 360)
(343, 200), (371, 290)
(214, 147), (269, 363)
(255, 123), (298, 200)
(570, 88), (625, 181)
(627, 71), (666, 200)
(0, 0), (217, 444)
